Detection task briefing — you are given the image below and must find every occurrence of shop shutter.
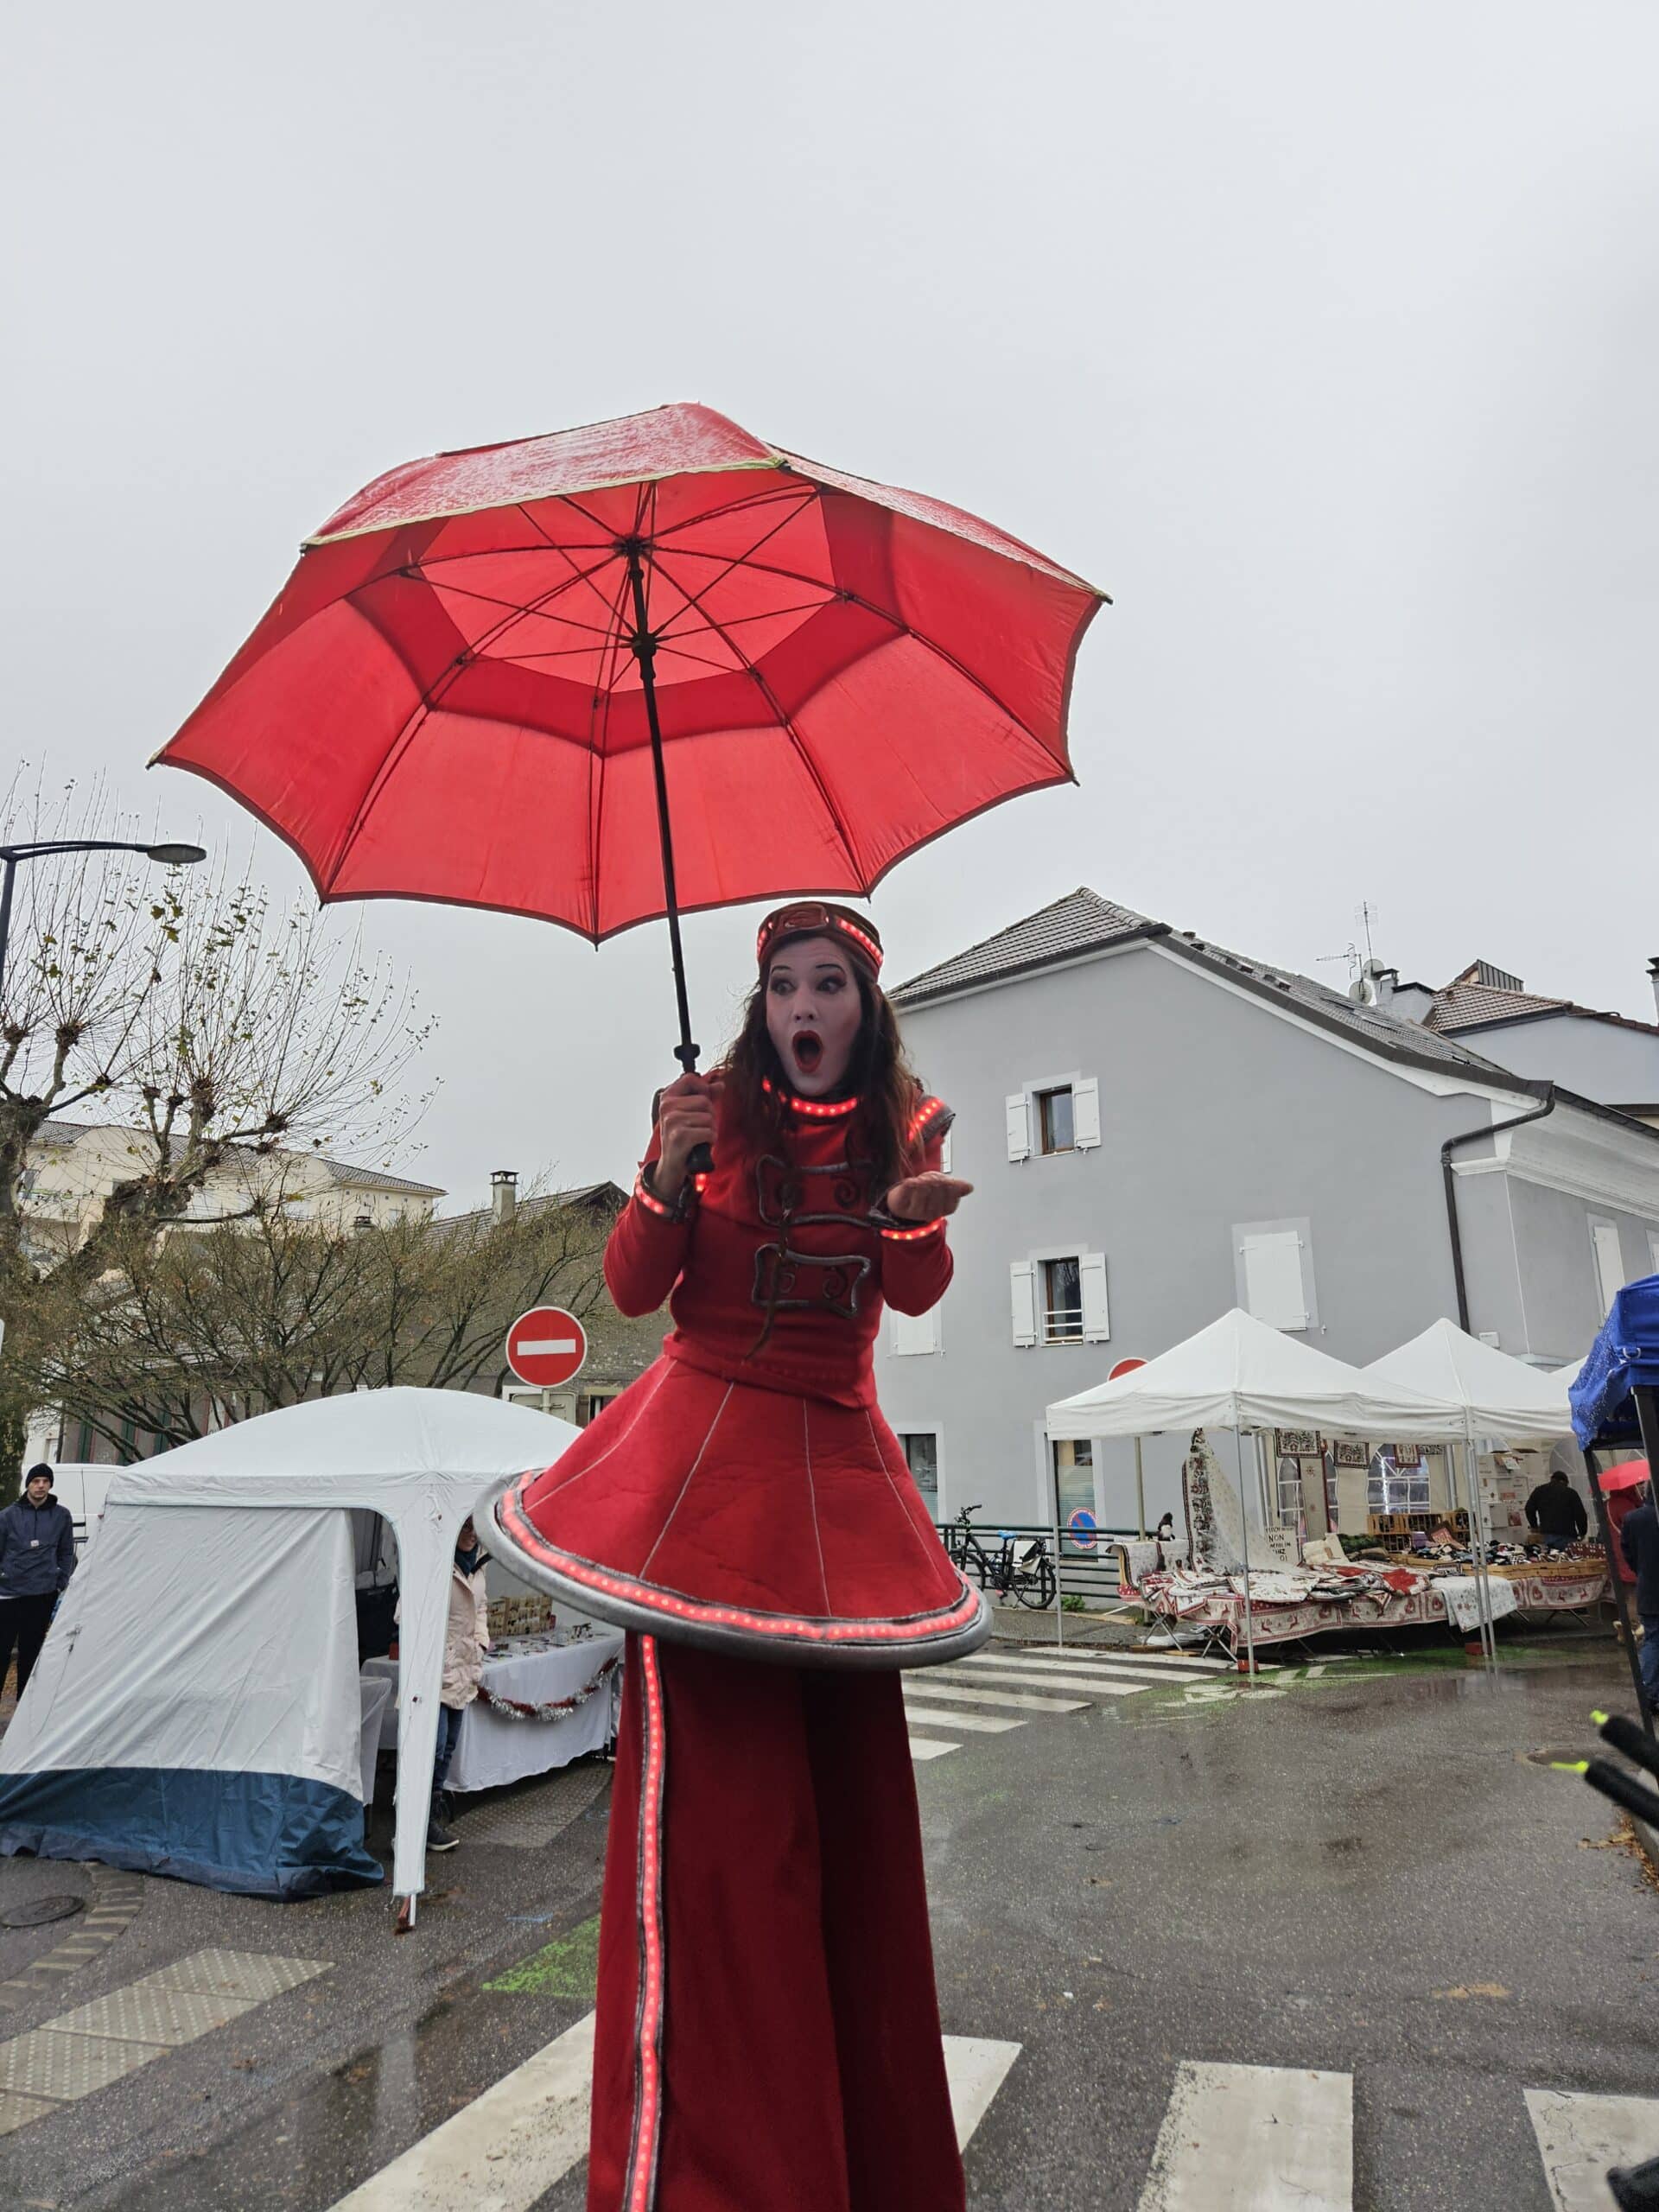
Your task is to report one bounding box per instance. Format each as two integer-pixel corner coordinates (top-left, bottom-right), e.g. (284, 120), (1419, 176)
(1239, 1230), (1308, 1330)
(1072, 1077), (1102, 1150)
(890, 1305), (940, 1357)
(1079, 1251), (1110, 1340)
(1009, 1260), (1038, 1346)
(1006, 1092), (1031, 1162)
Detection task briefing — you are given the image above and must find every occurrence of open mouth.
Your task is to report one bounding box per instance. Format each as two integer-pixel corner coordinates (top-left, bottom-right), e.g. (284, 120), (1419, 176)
(791, 1032), (823, 1075)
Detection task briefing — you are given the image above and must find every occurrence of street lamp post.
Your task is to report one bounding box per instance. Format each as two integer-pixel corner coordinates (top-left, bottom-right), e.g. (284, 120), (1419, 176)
(0, 838), (207, 1011)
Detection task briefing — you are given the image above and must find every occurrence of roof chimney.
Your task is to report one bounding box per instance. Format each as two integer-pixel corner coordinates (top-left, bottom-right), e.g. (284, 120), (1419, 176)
(491, 1169), (518, 1225)
(1649, 957), (1659, 1023)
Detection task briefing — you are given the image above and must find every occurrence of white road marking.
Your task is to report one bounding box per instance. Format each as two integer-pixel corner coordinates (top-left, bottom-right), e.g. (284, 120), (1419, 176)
(994, 1649), (1233, 1678)
(907, 1736), (960, 1759)
(1136, 2062), (1352, 2210)
(902, 1706), (1025, 1732)
(327, 2011), (595, 2211)
(1527, 2088), (1659, 2210)
(902, 1681), (1087, 1713)
(327, 2013), (1018, 2208)
(931, 1665), (1148, 1698)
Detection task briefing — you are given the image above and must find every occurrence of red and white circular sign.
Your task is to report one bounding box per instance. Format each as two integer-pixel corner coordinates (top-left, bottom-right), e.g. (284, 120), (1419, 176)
(1108, 1357), (1147, 1381)
(505, 1306), (588, 1389)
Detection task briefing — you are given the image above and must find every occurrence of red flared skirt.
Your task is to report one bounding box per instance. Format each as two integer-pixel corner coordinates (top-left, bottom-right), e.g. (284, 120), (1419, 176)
(490, 1354), (988, 1669)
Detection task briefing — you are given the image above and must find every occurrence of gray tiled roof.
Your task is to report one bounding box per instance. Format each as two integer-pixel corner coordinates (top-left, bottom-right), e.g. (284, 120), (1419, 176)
(891, 888), (1158, 1006)
(321, 1157), (446, 1198)
(893, 887), (1542, 1088)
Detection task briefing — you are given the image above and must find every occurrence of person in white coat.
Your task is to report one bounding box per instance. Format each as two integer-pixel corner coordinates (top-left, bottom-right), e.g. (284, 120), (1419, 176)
(427, 1518), (491, 1853)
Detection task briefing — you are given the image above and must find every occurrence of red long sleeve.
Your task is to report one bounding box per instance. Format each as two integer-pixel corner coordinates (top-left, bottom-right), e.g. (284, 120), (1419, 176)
(876, 1130), (955, 1315)
(603, 1123), (691, 1319)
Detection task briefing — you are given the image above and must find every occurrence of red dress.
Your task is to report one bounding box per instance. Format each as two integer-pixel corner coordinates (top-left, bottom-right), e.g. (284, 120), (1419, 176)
(493, 1085), (988, 1665)
(487, 1087), (985, 2212)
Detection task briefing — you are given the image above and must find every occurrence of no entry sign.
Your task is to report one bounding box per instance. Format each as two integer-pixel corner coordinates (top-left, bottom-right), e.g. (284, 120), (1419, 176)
(1108, 1357), (1147, 1381)
(505, 1306), (588, 1389)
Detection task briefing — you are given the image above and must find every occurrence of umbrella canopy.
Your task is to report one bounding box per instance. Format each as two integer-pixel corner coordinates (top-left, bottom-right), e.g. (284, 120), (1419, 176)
(1361, 1317), (1573, 1444)
(154, 404), (1105, 944)
(1598, 1458), (1649, 1495)
(1045, 1306), (1448, 1441)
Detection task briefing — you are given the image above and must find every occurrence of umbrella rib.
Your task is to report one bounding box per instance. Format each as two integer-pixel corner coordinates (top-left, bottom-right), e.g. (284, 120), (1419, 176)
(652, 567), (863, 882)
(585, 492), (645, 933)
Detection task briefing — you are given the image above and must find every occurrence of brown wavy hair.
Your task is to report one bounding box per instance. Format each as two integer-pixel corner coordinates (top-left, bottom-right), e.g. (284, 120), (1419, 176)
(720, 954), (925, 1199)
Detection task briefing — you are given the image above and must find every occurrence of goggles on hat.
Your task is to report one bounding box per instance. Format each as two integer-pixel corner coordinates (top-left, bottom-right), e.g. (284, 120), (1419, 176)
(755, 902), (884, 977)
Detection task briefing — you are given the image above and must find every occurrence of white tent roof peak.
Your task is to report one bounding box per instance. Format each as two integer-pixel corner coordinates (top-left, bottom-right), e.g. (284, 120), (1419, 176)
(1045, 1306), (1449, 1440)
(1361, 1319), (1573, 1443)
(109, 1388), (566, 1509)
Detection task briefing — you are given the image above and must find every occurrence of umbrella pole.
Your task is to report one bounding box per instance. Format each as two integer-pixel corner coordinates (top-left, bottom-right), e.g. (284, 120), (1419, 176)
(621, 541), (701, 1082)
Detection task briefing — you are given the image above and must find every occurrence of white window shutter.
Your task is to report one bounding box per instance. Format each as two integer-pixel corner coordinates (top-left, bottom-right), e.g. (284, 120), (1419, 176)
(889, 1306), (939, 1357)
(1005, 1092), (1031, 1162)
(1079, 1251), (1110, 1340)
(1592, 1222), (1625, 1314)
(1072, 1077), (1102, 1150)
(939, 1129), (953, 1175)
(1009, 1260), (1038, 1347)
(1240, 1231), (1307, 1330)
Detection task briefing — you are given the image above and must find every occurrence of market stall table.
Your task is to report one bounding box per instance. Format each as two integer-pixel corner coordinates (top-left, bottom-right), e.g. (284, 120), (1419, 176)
(365, 1629), (624, 1793)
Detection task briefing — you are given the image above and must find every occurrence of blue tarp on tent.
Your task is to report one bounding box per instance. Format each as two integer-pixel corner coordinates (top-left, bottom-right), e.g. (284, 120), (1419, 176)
(1571, 1275), (1659, 1446)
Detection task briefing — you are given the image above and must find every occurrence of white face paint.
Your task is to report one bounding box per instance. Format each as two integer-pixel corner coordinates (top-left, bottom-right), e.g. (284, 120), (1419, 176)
(764, 936), (862, 1096)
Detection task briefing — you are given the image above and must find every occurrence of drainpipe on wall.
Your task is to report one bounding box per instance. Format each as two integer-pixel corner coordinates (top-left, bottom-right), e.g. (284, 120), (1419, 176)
(1440, 1084), (1557, 1332)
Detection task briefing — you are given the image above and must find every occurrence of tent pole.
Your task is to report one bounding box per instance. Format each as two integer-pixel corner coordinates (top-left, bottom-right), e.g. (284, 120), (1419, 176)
(1462, 1433), (1495, 1668)
(1051, 1446), (1065, 1650)
(1233, 1427), (1257, 1677)
(1135, 1435), (1147, 1541)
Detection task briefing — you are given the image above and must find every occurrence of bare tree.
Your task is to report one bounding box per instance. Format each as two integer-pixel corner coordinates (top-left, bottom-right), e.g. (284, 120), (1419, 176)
(30, 1190), (613, 1459)
(0, 773), (434, 1490)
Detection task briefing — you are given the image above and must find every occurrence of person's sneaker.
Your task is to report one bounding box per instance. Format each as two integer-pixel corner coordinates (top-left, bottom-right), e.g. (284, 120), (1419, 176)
(1610, 2157), (1659, 2210)
(426, 1817), (459, 1853)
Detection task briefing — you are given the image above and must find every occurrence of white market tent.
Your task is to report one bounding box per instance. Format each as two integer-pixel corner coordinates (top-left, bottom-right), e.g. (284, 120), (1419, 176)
(1362, 1319), (1575, 1446)
(1045, 1309), (1456, 1669)
(0, 1389), (575, 1916)
(1045, 1307), (1450, 1443)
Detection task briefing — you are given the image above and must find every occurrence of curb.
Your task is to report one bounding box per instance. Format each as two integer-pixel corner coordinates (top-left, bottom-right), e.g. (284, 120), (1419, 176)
(1635, 1815), (1659, 1883)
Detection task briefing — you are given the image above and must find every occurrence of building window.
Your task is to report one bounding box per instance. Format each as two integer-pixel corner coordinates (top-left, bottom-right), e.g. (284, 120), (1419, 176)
(1043, 1255), (1084, 1341)
(579, 1389), (620, 1425)
(1037, 1086), (1075, 1155)
(899, 1432), (938, 1502)
(1274, 1456), (1304, 1530)
(1367, 1449), (1430, 1514)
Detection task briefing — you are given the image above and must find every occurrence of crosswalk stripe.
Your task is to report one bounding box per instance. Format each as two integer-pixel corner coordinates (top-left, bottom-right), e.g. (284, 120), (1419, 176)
(902, 1681), (1088, 1713)
(327, 2014), (1019, 2208)
(1137, 2062), (1352, 2210)
(1526, 2087), (1659, 2209)
(907, 1736), (960, 1759)
(1000, 1654), (1238, 1681)
(902, 1707), (1026, 1732)
(929, 1665), (1149, 1698)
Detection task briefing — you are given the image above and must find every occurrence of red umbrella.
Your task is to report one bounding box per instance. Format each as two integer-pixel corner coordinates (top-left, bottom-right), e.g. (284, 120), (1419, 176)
(156, 404), (1105, 1079)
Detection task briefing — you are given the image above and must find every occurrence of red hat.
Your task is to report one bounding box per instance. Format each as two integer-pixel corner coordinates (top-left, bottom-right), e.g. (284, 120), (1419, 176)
(755, 901), (884, 978)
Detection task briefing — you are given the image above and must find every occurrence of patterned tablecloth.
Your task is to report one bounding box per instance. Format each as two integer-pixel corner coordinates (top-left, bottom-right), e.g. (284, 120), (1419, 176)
(363, 1630), (625, 1792)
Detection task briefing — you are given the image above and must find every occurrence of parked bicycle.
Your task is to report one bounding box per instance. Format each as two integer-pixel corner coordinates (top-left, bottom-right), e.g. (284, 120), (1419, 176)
(944, 1507), (1056, 1609)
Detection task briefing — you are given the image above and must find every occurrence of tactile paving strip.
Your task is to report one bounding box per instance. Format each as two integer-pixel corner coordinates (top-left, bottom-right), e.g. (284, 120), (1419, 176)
(146, 1949), (330, 2002)
(48, 1980), (257, 2046)
(0, 2027), (167, 2099)
(457, 1761), (610, 1847)
(0, 1864), (146, 2009)
(0, 2088), (59, 2137)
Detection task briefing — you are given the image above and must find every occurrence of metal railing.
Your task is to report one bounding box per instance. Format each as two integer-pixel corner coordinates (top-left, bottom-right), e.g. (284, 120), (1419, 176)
(932, 1510), (1153, 1644)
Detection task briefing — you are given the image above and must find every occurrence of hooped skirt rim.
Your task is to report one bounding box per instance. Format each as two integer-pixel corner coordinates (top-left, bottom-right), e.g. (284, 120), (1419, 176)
(484, 1473), (994, 1672)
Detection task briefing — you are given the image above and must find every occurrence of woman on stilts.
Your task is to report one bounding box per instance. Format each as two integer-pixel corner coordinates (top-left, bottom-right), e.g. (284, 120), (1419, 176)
(490, 899), (988, 2212)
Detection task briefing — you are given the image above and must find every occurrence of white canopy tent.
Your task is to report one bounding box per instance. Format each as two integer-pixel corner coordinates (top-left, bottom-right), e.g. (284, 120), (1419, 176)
(1046, 1307), (1452, 1443)
(1361, 1320), (1578, 1659)
(1046, 1310), (1455, 1669)
(0, 1389), (575, 1917)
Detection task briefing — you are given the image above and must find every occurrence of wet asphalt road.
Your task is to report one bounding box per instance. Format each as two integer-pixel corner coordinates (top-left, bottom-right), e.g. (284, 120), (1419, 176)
(3, 1643), (1655, 2211)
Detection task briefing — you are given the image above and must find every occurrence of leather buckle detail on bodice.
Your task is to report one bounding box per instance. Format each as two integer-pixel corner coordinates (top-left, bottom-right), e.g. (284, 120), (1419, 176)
(751, 1243), (872, 1321)
(755, 1154), (877, 1230)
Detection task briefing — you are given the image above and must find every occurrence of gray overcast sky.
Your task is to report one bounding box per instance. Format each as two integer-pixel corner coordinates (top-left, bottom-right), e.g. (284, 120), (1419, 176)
(5, 3), (1656, 1206)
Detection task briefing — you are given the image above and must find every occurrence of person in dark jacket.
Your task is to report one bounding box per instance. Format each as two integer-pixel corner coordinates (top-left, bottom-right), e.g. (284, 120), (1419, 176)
(0, 1465), (77, 1699)
(1525, 1469), (1588, 1547)
(1619, 1484), (1659, 1707)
